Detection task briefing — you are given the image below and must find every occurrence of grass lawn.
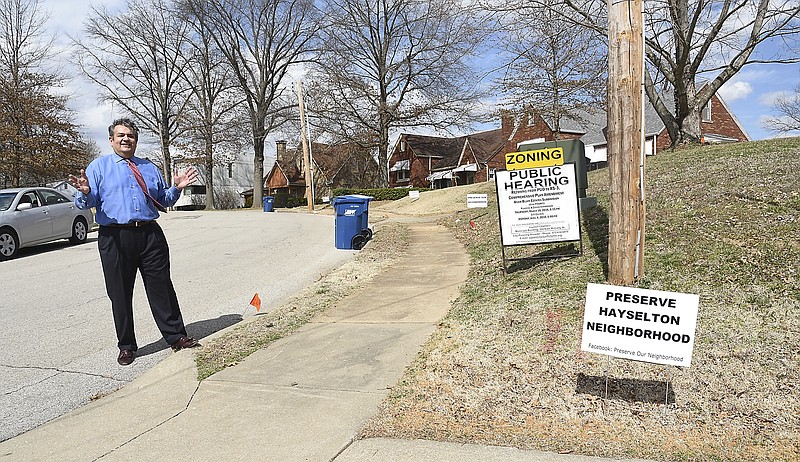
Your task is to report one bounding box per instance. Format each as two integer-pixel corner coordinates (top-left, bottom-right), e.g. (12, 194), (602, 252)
(362, 138), (799, 462)
(196, 137), (799, 461)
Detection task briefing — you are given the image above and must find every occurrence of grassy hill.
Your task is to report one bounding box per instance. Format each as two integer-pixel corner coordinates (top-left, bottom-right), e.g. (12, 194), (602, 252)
(363, 138), (800, 461)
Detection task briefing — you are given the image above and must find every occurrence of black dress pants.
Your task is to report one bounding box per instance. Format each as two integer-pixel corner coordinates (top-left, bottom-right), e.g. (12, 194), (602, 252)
(98, 223), (187, 351)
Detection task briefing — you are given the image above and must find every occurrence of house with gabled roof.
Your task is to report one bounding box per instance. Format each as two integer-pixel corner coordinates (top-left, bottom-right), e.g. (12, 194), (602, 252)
(388, 129), (505, 189)
(264, 140), (381, 206)
(502, 90), (749, 170)
(264, 141), (306, 205)
(389, 87), (749, 189)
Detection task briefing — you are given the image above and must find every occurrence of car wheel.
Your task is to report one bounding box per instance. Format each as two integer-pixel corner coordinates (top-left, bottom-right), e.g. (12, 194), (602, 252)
(0, 228), (19, 260)
(351, 234), (367, 250)
(69, 218), (88, 244)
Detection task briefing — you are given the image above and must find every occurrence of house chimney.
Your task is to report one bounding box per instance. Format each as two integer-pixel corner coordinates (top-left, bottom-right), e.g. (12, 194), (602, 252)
(500, 110), (511, 134)
(501, 109), (516, 140)
(276, 140), (287, 162)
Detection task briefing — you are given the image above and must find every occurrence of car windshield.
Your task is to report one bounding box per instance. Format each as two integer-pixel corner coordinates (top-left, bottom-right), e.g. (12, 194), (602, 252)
(0, 192), (16, 211)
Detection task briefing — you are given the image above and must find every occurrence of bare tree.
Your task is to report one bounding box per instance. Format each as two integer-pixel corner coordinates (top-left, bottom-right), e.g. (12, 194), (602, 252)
(763, 82), (800, 134)
(176, 0), (247, 210)
(201, 0), (321, 209)
(496, 0), (606, 137)
(530, 0), (800, 147)
(0, 0), (90, 187)
(75, 0), (192, 180)
(307, 0), (491, 186)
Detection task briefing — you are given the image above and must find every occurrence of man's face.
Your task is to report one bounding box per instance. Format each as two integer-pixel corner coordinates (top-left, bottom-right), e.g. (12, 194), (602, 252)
(110, 125), (138, 158)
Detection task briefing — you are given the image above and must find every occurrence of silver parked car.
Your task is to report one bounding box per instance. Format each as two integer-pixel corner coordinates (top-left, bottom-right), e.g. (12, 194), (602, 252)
(0, 187), (94, 260)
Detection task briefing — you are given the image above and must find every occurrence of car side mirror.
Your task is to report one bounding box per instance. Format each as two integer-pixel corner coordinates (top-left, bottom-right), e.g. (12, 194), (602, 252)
(16, 203), (33, 211)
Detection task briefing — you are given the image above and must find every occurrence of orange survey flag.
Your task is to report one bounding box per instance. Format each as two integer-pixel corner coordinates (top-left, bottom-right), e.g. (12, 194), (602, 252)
(249, 293), (261, 312)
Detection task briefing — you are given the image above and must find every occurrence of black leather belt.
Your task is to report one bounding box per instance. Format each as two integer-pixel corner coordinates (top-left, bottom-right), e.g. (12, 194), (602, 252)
(105, 220), (155, 228)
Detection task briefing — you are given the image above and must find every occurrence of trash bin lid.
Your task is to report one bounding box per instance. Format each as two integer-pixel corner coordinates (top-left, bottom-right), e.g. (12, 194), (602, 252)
(332, 194), (373, 206)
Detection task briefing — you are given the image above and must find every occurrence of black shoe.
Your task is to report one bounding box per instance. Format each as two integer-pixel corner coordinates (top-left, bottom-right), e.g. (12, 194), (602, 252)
(117, 349), (135, 366)
(171, 336), (201, 352)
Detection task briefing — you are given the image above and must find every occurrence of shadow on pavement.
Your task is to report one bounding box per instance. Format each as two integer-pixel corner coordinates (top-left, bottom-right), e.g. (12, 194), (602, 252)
(136, 314), (243, 357)
(11, 237), (98, 260)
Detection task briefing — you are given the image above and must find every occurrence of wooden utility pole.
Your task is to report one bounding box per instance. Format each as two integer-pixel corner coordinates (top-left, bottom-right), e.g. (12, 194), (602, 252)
(607, 0), (644, 285)
(296, 81), (314, 211)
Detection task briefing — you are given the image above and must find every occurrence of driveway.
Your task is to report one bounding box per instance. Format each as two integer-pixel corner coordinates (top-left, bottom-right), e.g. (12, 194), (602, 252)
(0, 210), (356, 442)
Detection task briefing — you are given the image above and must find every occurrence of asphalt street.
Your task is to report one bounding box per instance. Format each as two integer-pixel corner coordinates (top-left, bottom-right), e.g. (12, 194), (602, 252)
(0, 209), (356, 442)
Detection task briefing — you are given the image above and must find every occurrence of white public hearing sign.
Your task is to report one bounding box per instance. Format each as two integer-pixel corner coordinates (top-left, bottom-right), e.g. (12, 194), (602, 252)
(495, 163), (580, 246)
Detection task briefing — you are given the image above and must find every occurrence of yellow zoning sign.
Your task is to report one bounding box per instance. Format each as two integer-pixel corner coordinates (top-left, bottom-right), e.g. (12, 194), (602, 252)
(505, 147), (564, 170)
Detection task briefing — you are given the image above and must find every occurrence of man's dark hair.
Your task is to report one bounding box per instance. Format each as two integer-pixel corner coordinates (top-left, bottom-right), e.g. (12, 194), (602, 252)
(108, 118), (139, 138)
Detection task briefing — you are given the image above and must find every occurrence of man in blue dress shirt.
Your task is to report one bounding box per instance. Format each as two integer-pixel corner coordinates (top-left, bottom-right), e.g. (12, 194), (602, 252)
(69, 118), (201, 365)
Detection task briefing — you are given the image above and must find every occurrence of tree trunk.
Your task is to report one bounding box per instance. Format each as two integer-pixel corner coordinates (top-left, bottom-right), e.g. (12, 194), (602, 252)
(160, 126), (172, 184)
(677, 109), (702, 145)
(161, 145), (172, 185)
(378, 105), (390, 187)
(252, 141), (264, 210)
(607, 0), (644, 285)
(204, 136), (215, 210)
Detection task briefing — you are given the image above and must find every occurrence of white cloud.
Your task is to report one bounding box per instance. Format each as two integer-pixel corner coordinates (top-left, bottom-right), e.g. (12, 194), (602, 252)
(758, 91), (791, 106)
(719, 80), (752, 102)
(732, 67), (778, 83)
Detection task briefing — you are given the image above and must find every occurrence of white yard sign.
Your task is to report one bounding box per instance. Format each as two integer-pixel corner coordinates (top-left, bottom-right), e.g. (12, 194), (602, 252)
(581, 283), (700, 367)
(495, 164), (581, 245)
(467, 193), (488, 208)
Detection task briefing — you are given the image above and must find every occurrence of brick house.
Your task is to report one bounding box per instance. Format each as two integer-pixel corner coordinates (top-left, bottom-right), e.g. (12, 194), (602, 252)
(389, 88), (749, 188)
(586, 92), (749, 169)
(502, 93), (749, 171)
(264, 140), (381, 206)
(388, 129), (505, 189)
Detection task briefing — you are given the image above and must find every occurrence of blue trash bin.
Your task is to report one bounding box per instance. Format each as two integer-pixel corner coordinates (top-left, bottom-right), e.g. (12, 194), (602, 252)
(332, 195), (373, 250)
(348, 194), (372, 237)
(262, 196), (274, 212)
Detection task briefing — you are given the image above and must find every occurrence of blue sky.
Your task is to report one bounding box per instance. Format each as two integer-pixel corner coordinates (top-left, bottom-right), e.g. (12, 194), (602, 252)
(717, 63), (800, 140)
(43, 0), (800, 150)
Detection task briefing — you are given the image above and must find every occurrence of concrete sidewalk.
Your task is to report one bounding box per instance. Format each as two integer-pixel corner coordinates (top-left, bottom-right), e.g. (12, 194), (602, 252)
(0, 220), (647, 462)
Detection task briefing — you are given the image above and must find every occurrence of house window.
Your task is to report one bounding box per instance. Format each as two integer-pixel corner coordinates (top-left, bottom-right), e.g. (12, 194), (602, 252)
(400, 139), (407, 152)
(702, 100), (712, 122)
(433, 178), (451, 189)
(390, 159), (410, 182)
(488, 168), (496, 180)
(227, 163), (233, 178)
